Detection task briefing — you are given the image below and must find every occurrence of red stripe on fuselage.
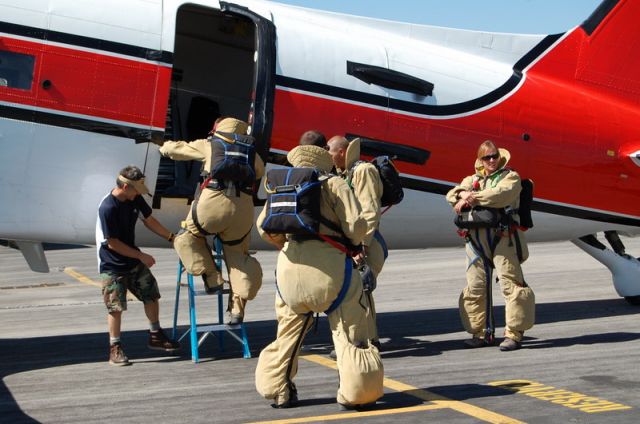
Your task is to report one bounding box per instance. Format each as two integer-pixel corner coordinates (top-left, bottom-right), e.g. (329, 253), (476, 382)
(271, 29), (639, 219)
(0, 36), (170, 128)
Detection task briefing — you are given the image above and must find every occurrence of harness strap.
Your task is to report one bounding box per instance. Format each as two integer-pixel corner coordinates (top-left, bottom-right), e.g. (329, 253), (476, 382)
(191, 173), (252, 238)
(319, 217), (360, 256)
(284, 312), (314, 401)
(204, 178), (252, 194)
(324, 255), (353, 314)
(190, 197), (215, 236)
(290, 234), (359, 257)
(484, 260), (495, 344)
(467, 229), (496, 343)
(318, 216), (344, 235)
(466, 230), (494, 269)
(316, 234), (357, 256)
(512, 229), (524, 263)
(373, 230), (388, 260)
(220, 227), (252, 247)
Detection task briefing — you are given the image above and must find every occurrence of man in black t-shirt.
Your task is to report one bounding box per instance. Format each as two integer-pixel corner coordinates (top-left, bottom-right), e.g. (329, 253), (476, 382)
(96, 165), (180, 366)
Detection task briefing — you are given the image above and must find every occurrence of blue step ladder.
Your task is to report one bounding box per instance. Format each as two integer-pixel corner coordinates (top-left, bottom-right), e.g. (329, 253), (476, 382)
(171, 237), (251, 363)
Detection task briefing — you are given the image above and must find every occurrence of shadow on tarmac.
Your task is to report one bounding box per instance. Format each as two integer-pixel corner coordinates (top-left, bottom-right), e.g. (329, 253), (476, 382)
(1, 298), (639, 423)
(374, 297), (640, 357)
(421, 383), (516, 402)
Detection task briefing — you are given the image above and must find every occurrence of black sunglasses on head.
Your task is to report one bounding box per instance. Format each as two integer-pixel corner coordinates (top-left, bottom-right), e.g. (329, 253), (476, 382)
(481, 153), (500, 161)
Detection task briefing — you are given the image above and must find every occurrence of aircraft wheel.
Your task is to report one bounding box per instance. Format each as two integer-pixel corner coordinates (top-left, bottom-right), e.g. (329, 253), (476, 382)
(624, 296), (640, 306)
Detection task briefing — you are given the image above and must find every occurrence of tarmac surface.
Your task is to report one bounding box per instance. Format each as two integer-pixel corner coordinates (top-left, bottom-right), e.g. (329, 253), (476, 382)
(1, 237), (640, 423)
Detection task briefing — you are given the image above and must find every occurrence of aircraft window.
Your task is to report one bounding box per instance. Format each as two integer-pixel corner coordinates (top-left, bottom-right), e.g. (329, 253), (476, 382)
(0, 50), (35, 90)
(347, 61), (434, 97)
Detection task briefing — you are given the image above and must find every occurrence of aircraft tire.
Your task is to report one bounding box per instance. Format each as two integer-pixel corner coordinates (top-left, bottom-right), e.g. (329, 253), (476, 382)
(624, 296), (640, 306)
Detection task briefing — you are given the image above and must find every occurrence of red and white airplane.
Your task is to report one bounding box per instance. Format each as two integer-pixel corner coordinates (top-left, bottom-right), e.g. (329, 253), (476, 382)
(1, 0), (638, 301)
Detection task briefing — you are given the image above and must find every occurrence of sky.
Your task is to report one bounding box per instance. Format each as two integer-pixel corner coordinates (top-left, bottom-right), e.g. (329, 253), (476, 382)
(271, 0), (604, 34)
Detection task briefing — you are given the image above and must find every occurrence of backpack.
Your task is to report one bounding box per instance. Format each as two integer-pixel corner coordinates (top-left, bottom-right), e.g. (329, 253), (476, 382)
(350, 156), (404, 207)
(261, 168), (330, 235)
(208, 133), (256, 187)
(454, 206), (504, 230)
(470, 168), (534, 229)
(455, 170), (533, 264)
(517, 178), (534, 228)
(501, 169), (534, 229)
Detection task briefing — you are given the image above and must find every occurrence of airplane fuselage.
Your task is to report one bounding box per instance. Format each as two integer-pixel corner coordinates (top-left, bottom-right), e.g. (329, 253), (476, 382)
(0, 0), (638, 253)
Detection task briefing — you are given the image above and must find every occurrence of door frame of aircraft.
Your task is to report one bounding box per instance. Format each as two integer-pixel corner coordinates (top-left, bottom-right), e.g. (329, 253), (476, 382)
(153, 1), (276, 201)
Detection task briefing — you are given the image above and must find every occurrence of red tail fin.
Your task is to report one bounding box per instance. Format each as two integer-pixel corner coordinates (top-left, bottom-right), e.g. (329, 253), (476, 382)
(575, 0), (640, 102)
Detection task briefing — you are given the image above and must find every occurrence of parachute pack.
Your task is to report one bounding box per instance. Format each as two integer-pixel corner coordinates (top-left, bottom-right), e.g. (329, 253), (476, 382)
(453, 170), (534, 230)
(518, 178), (534, 229)
(260, 167), (329, 235)
(350, 156), (404, 207)
(207, 132), (256, 187)
(504, 169), (534, 229)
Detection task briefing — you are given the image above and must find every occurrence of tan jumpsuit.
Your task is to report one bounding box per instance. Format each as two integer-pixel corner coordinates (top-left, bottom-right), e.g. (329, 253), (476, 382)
(159, 138), (265, 319)
(446, 149), (535, 342)
(341, 139), (386, 343)
(255, 145), (384, 408)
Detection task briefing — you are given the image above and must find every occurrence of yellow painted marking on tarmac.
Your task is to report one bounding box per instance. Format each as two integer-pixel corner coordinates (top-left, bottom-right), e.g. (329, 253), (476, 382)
(248, 404), (444, 424)
(64, 267), (101, 288)
(301, 352), (337, 369)
(296, 354), (525, 424)
(64, 267), (136, 300)
(489, 379), (632, 414)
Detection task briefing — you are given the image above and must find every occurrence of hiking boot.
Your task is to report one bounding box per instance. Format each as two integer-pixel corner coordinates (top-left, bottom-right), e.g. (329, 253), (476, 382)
(463, 337), (492, 349)
(109, 342), (131, 366)
(227, 314), (243, 325)
(271, 398), (297, 409)
(204, 284), (223, 295)
(499, 338), (522, 351)
(202, 274), (223, 295)
(148, 329), (180, 352)
(338, 402), (376, 411)
(271, 386), (298, 409)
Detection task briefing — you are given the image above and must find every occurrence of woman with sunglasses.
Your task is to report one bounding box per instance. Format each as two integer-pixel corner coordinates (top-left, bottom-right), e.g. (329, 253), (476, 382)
(446, 140), (535, 351)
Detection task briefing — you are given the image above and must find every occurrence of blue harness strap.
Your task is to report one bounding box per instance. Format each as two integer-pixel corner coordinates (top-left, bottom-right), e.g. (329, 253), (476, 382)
(468, 228), (496, 343)
(373, 230), (388, 260)
(274, 255), (352, 315)
(324, 255), (352, 314)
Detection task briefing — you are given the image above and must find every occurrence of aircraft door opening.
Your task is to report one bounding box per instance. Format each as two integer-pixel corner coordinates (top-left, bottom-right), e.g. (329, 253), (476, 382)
(155, 3), (275, 201)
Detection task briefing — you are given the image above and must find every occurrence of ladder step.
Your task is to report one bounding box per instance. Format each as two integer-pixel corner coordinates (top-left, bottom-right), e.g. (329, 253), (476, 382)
(173, 259), (251, 363)
(192, 288), (232, 296)
(195, 323), (243, 332)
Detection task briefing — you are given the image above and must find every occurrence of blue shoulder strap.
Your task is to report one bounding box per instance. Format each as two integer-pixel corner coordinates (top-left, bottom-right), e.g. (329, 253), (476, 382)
(324, 255), (352, 314)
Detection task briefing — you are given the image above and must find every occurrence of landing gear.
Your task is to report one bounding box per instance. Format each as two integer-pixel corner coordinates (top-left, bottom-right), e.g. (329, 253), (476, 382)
(572, 232), (640, 304)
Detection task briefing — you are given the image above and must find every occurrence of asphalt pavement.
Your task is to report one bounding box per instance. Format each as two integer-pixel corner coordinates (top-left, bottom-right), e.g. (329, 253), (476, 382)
(1, 237), (639, 423)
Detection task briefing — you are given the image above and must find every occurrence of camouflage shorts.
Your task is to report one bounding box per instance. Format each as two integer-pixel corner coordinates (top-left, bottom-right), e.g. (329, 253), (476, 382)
(101, 263), (161, 313)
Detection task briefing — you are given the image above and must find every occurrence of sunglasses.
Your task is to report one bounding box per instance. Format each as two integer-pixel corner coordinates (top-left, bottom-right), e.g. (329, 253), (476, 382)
(481, 153), (500, 161)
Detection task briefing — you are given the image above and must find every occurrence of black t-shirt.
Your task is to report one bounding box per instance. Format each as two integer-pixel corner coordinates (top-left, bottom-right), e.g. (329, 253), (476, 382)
(96, 193), (152, 273)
